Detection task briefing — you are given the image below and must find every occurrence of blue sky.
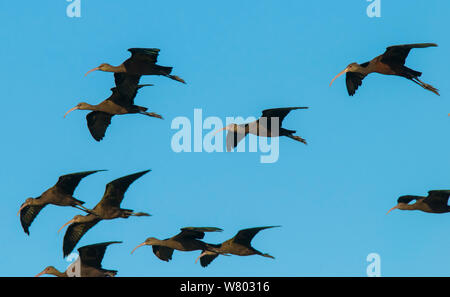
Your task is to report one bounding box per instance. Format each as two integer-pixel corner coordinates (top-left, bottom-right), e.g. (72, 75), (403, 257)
(1, 0), (450, 276)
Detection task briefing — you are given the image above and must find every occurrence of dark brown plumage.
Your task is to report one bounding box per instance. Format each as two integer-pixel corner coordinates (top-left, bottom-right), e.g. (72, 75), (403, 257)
(131, 227), (223, 262)
(59, 170), (152, 257)
(18, 170), (104, 235)
(215, 107), (308, 151)
(387, 190), (450, 214)
(197, 226), (280, 267)
(64, 84), (162, 141)
(85, 48), (186, 85)
(35, 241), (121, 277)
(330, 43), (439, 96)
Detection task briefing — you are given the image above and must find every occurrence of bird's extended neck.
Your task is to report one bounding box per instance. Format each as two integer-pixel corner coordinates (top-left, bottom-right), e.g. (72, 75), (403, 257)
(398, 201), (426, 211)
(357, 61), (374, 75)
(102, 64), (126, 73)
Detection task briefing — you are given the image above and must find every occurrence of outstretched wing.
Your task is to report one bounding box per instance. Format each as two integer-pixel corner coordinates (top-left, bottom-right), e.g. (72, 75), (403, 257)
(86, 111), (113, 142)
(226, 127), (248, 152)
(114, 73), (142, 100)
(199, 251), (220, 268)
(55, 170), (104, 195)
(20, 203), (46, 235)
(346, 72), (366, 96)
(77, 241), (121, 269)
(152, 245), (174, 262)
(232, 226), (280, 247)
(107, 84), (151, 108)
(397, 195), (425, 204)
(174, 227), (223, 241)
(128, 48), (160, 64)
(424, 190), (450, 208)
(261, 107), (308, 123)
(381, 43), (438, 66)
(97, 170), (150, 209)
(63, 218), (101, 257)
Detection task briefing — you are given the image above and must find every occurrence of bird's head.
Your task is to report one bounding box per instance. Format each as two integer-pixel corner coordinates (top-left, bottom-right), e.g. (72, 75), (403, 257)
(57, 215), (86, 233)
(35, 266), (59, 277)
(212, 124), (239, 136)
(85, 63), (113, 76)
(346, 62), (360, 71)
(329, 63), (360, 87)
(386, 196), (418, 214)
(130, 237), (159, 254)
(64, 102), (91, 118)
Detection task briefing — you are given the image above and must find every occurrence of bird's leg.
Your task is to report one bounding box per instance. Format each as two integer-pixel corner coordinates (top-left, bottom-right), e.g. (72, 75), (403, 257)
(130, 212), (151, 217)
(286, 134), (307, 145)
(260, 253), (275, 259)
(72, 205), (95, 215)
(123, 209), (151, 217)
(412, 78), (440, 96)
(165, 74), (186, 84)
(140, 111), (164, 120)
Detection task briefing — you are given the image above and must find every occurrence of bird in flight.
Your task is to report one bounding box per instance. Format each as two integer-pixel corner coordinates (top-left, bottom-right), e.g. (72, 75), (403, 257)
(330, 43), (439, 96)
(58, 170), (152, 257)
(214, 107), (308, 152)
(18, 170), (104, 235)
(35, 241), (121, 277)
(196, 226), (280, 267)
(131, 227), (223, 262)
(387, 190), (450, 214)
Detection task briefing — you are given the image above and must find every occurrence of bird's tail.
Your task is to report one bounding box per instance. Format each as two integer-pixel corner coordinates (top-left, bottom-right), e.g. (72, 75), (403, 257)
(156, 65), (173, 76)
(402, 66), (422, 79)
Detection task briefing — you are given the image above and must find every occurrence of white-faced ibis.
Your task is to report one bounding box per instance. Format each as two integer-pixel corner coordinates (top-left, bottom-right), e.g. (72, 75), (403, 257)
(131, 227), (223, 262)
(85, 48), (186, 84)
(196, 226), (280, 267)
(18, 170), (104, 235)
(329, 43), (439, 96)
(35, 241), (121, 277)
(215, 107), (308, 152)
(58, 170), (151, 257)
(64, 83), (162, 141)
(387, 190), (450, 214)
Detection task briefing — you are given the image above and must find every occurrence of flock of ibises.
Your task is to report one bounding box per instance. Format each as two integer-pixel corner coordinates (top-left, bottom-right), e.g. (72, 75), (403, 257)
(19, 43), (450, 277)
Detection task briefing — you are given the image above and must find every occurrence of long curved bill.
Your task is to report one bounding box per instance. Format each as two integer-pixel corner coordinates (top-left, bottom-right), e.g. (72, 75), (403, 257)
(131, 242), (146, 254)
(17, 203), (27, 216)
(85, 67), (100, 77)
(329, 68), (349, 87)
(64, 106), (79, 118)
(386, 205), (399, 215)
(58, 219), (75, 233)
(35, 270), (46, 277)
(212, 126), (231, 137)
(195, 251), (207, 263)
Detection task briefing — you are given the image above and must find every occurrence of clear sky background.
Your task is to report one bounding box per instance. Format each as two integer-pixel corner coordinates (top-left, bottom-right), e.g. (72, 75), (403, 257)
(1, 1), (449, 277)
